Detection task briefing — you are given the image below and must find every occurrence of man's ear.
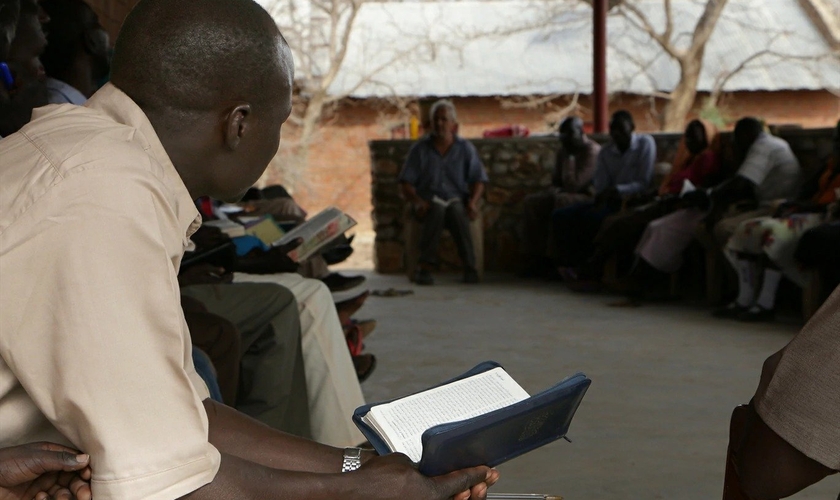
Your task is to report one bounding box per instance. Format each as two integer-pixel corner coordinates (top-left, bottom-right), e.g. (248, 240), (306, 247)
(224, 104), (252, 151)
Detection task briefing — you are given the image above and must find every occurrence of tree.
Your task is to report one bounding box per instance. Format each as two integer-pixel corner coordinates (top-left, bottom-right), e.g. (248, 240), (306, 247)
(615, 0), (729, 131)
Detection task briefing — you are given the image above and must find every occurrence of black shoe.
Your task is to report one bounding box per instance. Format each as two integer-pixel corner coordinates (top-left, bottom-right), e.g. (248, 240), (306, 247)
(413, 268), (434, 285)
(712, 302), (747, 319)
(320, 272), (366, 292)
(737, 306), (775, 323)
(463, 269), (480, 284)
(321, 245), (354, 265)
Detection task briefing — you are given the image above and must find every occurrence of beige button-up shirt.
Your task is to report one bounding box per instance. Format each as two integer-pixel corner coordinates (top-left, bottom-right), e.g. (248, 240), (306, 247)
(0, 84), (221, 499)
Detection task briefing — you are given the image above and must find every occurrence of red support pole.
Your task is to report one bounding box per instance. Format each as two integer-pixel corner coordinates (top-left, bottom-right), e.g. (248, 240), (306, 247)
(593, 0), (608, 133)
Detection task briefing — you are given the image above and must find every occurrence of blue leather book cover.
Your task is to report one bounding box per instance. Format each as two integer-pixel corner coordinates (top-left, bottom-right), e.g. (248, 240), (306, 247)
(352, 361), (590, 476)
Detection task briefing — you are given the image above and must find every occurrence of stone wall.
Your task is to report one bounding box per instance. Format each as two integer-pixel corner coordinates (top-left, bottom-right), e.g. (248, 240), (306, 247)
(371, 127), (836, 274)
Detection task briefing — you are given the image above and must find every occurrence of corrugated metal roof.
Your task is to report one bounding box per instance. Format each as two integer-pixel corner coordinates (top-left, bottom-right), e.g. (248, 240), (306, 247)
(311, 0), (840, 98)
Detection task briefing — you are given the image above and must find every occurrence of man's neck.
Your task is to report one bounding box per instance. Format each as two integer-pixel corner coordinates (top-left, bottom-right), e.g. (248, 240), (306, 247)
(432, 134), (455, 154)
(144, 111), (206, 200)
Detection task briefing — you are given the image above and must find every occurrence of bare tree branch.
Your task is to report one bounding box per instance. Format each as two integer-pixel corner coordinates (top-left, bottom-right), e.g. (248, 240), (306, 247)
(617, 2), (681, 59)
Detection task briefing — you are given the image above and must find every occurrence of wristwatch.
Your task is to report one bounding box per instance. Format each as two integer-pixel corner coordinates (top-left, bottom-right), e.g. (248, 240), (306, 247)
(341, 447), (363, 472)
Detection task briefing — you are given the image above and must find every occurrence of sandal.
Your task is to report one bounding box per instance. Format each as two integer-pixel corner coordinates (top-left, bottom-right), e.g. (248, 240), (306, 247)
(345, 324), (364, 357)
(353, 354), (377, 382)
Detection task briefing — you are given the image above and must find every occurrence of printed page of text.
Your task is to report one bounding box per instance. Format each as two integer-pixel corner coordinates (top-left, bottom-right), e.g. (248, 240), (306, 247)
(367, 368), (530, 462)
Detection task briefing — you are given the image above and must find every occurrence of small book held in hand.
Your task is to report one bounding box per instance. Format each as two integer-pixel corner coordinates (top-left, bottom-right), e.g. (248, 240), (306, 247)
(353, 361), (590, 477)
(273, 207), (356, 262)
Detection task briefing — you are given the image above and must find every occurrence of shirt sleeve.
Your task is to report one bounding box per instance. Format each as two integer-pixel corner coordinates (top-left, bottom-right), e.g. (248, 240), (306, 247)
(0, 169), (220, 500)
(737, 138), (772, 186)
(615, 135), (656, 196)
(398, 142), (423, 185)
(464, 141), (489, 184)
(755, 286), (840, 470)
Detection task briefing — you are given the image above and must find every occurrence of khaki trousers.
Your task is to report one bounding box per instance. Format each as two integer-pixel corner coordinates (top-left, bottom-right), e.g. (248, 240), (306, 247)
(235, 272), (366, 447)
(181, 283), (311, 438)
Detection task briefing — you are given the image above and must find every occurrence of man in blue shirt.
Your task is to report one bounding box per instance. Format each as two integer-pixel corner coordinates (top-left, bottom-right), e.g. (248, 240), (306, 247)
(552, 110), (656, 268)
(399, 99), (489, 285)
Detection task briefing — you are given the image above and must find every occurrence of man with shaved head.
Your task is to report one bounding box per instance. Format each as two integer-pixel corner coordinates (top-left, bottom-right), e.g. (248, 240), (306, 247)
(0, 0), (498, 499)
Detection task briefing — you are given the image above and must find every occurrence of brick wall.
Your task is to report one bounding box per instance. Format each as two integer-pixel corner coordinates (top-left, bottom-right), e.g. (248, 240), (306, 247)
(369, 127), (836, 274)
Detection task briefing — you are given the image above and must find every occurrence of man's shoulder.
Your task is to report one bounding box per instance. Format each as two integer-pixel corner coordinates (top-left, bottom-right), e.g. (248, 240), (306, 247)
(637, 133), (656, 149)
(754, 133), (790, 151)
(0, 107), (168, 231)
(455, 136), (480, 154)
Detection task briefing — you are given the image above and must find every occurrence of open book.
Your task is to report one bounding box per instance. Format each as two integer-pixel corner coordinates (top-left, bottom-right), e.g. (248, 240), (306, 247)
(354, 362), (590, 477)
(273, 207), (356, 262)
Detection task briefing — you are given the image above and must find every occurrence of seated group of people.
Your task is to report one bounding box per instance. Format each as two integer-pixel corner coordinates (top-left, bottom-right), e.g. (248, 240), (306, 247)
(522, 111), (840, 321)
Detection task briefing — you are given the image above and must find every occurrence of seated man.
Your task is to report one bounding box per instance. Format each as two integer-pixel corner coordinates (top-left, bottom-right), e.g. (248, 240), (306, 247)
(719, 119), (840, 321)
(0, 0), (497, 498)
(40, 0), (110, 105)
(399, 99), (488, 285)
(728, 285), (840, 498)
(520, 116), (600, 276)
(634, 117), (801, 289)
(553, 110), (656, 268)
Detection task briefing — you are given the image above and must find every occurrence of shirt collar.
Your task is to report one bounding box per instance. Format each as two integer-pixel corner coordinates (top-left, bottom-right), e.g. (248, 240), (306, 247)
(85, 83), (202, 237)
(45, 78), (88, 106)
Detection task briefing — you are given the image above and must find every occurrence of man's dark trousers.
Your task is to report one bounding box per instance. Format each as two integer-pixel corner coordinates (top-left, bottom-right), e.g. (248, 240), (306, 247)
(418, 199), (476, 271)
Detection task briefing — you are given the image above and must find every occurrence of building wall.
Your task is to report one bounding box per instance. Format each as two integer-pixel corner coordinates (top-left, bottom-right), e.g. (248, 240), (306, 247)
(270, 90), (839, 232)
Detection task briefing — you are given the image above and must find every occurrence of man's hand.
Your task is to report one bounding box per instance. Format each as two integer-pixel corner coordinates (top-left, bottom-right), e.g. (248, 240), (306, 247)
(233, 238), (302, 275)
(0, 442), (92, 500)
(353, 454), (499, 500)
(178, 264), (233, 287)
(466, 201), (480, 221)
(414, 200), (431, 220)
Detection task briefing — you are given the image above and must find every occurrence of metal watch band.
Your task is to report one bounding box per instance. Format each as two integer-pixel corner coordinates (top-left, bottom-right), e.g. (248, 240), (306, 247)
(341, 447), (363, 472)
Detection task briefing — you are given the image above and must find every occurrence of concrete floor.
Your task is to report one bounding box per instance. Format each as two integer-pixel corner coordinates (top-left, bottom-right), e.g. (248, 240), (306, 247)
(348, 270), (840, 500)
